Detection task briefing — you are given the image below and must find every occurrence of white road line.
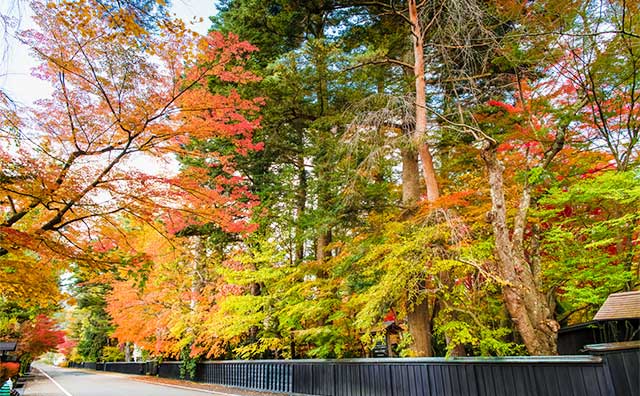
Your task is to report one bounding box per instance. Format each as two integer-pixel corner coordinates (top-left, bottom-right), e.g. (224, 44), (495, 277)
(133, 379), (247, 396)
(35, 367), (74, 396)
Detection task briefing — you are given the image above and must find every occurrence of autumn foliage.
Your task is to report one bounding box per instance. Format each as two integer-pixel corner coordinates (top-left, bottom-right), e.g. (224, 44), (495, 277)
(94, 0), (639, 359)
(0, 362), (19, 383)
(2, 0), (262, 365)
(1, 0), (261, 270)
(17, 314), (65, 359)
(2, 0), (639, 362)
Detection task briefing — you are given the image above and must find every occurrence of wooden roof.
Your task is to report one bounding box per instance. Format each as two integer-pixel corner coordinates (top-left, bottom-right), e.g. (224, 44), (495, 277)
(0, 342), (17, 351)
(594, 291), (640, 320)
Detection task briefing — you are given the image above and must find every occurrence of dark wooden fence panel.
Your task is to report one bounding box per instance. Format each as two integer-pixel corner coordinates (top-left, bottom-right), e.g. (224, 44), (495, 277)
(157, 362), (181, 379)
(103, 362), (146, 375)
(198, 361), (292, 392)
(83, 362), (96, 370)
(289, 358), (613, 396)
(599, 348), (640, 396)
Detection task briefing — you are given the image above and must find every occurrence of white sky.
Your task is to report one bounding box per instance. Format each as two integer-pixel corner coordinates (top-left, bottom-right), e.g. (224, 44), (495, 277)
(0, 0), (217, 106)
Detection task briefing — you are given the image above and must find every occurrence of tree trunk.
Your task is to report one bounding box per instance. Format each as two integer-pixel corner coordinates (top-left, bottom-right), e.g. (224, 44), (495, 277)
(295, 154), (307, 264)
(481, 146), (559, 355)
(124, 341), (131, 362)
(406, 295), (432, 356)
(409, 0), (440, 202)
(316, 230), (331, 263)
(401, 134), (433, 356)
(249, 279), (261, 340)
(402, 0), (441, 357)
(401, 146), (421, 206)
(189, 236), (204, 312)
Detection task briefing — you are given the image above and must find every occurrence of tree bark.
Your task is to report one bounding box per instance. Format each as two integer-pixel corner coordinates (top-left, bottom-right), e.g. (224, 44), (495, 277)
(409, 0), (440, 202)
(316, 230), (331, 264)
(124, 341), (131, 362)
(401, 136), (433, 356)
(401, 146), (421, 206)
(295, 154), (307, 264)
(249, 278), (261, 340)
(481, 146), (559, 355)
(406, 295), (432, 356)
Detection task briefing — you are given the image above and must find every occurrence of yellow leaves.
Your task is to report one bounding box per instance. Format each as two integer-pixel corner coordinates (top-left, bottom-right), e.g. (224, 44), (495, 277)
(233, 337), (287, 359)
(0, 252), (62, 308)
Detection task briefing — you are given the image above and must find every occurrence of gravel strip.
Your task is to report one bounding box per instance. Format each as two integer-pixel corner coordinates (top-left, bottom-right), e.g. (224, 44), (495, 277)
(130, 376), (291, 396)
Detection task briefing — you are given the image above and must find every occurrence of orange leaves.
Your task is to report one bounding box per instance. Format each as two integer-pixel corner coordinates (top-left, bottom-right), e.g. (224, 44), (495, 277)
(191, 32), (259, 83)
(107, 254), (204, 356)
(107, 280), (165, 352)
(486, 99), (521, 114)
(434, 190), (474, 209)
(174, 88), (261, 146)
(1, 1), (262, 274)
(0, 362), (19, 383)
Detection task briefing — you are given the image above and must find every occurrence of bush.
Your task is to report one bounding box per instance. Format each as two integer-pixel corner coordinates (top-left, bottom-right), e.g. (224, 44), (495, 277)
(0, 362), (20, 383)
(101, 346), (125, 362)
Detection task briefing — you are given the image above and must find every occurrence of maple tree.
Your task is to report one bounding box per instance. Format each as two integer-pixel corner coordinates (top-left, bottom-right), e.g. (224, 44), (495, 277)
(2, 0), (262, 365)
(537, 171), (639, 324)
(105, 218), (233, 371)
(16, 314), (65, 365)
(1, 0), (261, 268)
(470, 0), (639, 355)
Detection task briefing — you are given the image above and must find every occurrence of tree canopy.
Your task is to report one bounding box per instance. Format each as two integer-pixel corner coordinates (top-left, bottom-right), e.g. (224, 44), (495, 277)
(1, 0), (638, 365)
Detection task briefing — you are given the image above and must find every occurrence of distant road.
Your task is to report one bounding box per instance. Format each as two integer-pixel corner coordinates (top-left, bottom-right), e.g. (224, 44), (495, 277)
(25, 364), (239, 396)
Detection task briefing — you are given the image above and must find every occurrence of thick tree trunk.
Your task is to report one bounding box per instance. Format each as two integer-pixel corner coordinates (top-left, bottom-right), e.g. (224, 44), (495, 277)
(124, 341), (131, 362)
(401, 145), (434, 356)
(406, 295), (432, 356)
(481, 146), (559, 355)
(401, 138), (433, 356)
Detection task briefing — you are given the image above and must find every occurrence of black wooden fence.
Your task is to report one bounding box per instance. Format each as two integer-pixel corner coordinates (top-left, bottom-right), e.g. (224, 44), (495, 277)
(68, 343), (639, 396)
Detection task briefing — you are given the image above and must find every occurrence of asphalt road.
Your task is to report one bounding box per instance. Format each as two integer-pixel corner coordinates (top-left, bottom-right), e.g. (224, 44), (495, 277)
(24, 364), (241, 396)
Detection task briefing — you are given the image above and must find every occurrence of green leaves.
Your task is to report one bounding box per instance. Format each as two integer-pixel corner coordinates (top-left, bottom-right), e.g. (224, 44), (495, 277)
(537, 171), (640, 323)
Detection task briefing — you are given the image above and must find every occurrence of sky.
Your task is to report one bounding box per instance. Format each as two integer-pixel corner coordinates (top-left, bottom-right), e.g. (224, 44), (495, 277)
(0, 0), (217, 106)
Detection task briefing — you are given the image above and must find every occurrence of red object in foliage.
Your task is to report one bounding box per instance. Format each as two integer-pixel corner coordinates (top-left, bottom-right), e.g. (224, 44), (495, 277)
(0, 362), (19, 382)
(383, 309), (396, 323)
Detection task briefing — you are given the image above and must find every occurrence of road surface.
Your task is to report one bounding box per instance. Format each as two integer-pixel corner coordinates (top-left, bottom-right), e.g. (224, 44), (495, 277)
(24, 364), (247, 396)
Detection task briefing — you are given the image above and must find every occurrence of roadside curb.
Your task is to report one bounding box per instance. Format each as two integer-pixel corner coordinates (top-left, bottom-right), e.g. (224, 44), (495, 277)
(131, 378), (256, 395)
